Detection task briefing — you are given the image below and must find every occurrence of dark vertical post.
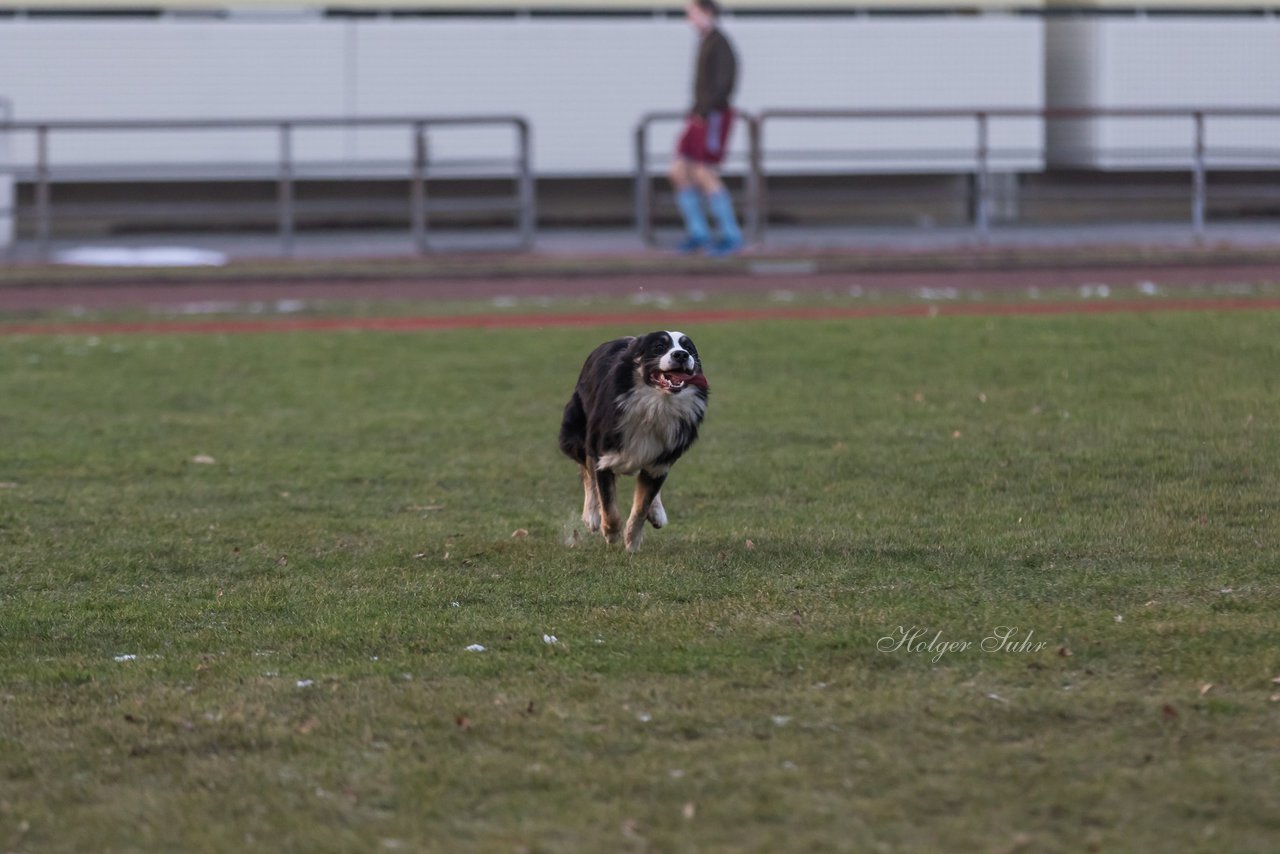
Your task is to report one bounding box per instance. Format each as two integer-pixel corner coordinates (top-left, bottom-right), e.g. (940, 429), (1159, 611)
(411, 122), (427, 254)
(278, 122), (295, 257)
(747, 113), (765, 245)
(35, 125), (50, 259)
(1191, 111), (1207, 239)
(276, 122), (293, 257)
(516, 118), (535, 250)
(635, 119), (654, 247)
(974, 111), (990, 241)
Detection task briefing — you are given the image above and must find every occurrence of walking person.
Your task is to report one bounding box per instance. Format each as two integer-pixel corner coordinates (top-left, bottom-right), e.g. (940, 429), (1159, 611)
(670, 0), (743, 256)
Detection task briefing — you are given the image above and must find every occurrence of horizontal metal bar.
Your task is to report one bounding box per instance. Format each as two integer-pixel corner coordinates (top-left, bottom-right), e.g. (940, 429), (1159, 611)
(1017, 188), (1216, 202)
(421, 197), (525, 214)
(758, 107), (1280, 122)
(9, 107), (1277, 137)
(7, 159), (527, 184)
(27, 196), (527, 219)
(0, 115), (531, 132)
(759, 147), (1041, 162)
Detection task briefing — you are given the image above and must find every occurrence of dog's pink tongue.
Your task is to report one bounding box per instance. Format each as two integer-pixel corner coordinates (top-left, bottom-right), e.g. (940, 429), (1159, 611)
(671, 373), (708, 391)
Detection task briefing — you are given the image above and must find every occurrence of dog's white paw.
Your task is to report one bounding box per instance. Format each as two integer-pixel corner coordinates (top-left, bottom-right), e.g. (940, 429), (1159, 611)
(646, 498), (667, 529)
(583, 508), (601, 532)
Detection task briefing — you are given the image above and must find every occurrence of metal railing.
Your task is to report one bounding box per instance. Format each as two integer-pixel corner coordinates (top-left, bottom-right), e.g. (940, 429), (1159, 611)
(754, 107), (1045, 243)
(0, 114), (535, 257)
(633, 110), (763, 247)
(5, 107), (1280, 258)
(634, 107), (1280, 246)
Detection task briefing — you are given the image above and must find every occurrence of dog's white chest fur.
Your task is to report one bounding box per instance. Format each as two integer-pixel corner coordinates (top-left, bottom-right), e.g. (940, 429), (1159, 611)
(596, 383), (706, 476)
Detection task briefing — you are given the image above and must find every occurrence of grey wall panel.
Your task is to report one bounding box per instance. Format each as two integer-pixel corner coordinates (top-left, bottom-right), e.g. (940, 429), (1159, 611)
(1, 16), (1044, 177)
(1046, 18), (1280, 169)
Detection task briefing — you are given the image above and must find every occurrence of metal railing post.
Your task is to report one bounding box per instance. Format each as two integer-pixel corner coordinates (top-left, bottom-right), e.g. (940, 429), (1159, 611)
(1192, 111), (1207, 239)
(745, 114), (764, 245)
(516, 118), (535, 250)
(410, 122), (427, 254)
(35, 124), (51, 258)
(0, 98), (13, 263)
(634, 119), (654, 247)
(277, 122), (295, 257)
(974, 111), (991, 241)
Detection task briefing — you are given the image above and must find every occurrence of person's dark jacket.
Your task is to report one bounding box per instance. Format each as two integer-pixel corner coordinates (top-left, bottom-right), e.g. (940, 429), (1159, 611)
(691, 28), (737, 117)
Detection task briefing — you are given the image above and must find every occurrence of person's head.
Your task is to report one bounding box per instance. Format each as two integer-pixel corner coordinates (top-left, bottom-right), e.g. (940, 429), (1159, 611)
(685, 0), (719, 33)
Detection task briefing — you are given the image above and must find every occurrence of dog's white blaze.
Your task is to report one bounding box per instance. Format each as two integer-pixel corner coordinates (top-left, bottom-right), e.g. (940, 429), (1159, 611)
(596, 382), (706, 476)
(660, 330), (692, 372)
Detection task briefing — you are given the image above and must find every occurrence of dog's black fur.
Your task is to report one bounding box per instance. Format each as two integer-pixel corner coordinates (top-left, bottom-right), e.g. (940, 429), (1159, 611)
(559, 330), (709, 552)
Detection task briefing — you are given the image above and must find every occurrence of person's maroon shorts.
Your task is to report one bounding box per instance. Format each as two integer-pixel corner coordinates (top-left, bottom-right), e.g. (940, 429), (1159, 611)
(676, 109), (734, 166)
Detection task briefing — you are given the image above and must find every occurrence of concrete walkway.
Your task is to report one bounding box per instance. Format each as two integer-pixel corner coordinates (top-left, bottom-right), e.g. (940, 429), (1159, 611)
(7, 221), (1280, 268)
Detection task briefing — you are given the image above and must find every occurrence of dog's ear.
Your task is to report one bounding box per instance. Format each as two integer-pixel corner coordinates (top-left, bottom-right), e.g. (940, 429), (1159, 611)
(623, 335), (645, 361)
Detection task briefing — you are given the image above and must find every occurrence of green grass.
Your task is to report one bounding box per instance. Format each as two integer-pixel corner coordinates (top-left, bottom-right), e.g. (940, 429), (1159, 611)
(2, 307), (1279, 852)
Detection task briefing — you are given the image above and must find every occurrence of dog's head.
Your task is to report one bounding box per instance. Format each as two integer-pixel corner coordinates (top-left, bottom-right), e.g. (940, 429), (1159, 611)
(631, 330), (708, 394)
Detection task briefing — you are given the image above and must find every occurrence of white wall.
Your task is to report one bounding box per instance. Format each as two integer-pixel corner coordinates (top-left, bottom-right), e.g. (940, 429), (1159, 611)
(737, 17), (1044, 173)
(1046, 18), (1280, 169)
(0, 16), (1044, 178)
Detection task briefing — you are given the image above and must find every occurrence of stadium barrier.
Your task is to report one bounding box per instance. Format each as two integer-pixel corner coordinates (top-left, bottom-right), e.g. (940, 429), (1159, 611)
(5, 107), (1280, 257)
(634, 107), (1280, 246)
(0, 113), (535, 259)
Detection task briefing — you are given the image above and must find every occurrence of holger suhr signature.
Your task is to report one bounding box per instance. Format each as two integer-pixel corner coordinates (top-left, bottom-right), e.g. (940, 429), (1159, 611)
(877, 625), (1050, 663)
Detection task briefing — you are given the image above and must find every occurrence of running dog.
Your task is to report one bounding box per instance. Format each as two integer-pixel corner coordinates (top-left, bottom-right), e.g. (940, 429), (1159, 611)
(558, 330), (709, 552)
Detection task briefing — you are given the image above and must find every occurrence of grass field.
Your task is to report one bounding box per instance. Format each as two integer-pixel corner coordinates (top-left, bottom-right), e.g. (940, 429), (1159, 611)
(2, 301), (1278, 852)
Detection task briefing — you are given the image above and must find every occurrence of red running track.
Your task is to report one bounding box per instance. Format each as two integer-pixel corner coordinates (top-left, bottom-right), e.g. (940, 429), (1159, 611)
(5, 262), (1280, 314)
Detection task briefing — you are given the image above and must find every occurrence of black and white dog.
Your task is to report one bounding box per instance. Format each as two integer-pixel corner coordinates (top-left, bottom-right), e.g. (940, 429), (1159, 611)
(559, 330), (709, 552)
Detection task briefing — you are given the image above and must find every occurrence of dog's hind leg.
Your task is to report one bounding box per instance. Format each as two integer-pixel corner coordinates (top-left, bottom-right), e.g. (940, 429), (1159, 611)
(580, 462), (601, 532)
(626, 471), (668, 553)
(595, 468), (622, 544)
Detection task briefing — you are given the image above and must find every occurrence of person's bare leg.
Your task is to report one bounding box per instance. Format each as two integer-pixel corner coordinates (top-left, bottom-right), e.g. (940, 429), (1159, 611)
(690, 162), (724, 195)
(669, 157), (692, 191)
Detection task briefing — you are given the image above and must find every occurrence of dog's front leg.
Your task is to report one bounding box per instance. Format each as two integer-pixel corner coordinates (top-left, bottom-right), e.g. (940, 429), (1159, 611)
(594, 467), (622, 544)
(626, 471), (667, 553)
(580, 462), (601, 532)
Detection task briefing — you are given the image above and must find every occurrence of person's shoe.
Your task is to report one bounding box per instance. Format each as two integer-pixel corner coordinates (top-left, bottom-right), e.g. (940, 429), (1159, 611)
(675, 235), (710, 254)
(706, 236), (743, 258)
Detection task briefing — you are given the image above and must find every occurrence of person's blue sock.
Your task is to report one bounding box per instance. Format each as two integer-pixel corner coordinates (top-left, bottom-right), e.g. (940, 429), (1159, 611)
(707, 189), (742, 246)
(676, 188), (711, 248)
